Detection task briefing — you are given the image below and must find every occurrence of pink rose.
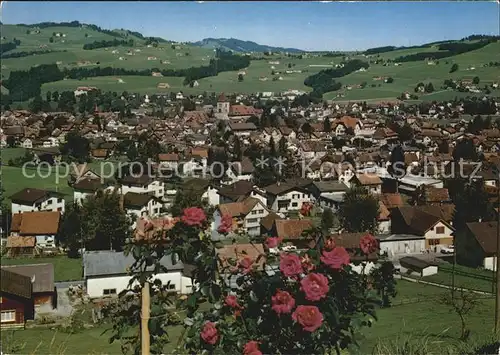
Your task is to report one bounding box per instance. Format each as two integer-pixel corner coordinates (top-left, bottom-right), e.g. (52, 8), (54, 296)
(266, 236), (282, 249)
(279, 253), (303, 278)
(320, 247), (350, 270)
(225, 294), (241, 309)
(360, 234), (378, 255)
(182, 207), (206, 227)
(238, 256), (254, 274)
(292, 305), (324, 332)
(243, 341), (263, 355)
(217, 214), (233, 234)
(200, 321), (219, 345)
(271, 289), (295, 315)
(300, 273), (329, 301)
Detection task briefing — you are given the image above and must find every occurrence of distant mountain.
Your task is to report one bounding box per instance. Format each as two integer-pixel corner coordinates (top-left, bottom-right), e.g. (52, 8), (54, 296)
(192, 38), (304, 53)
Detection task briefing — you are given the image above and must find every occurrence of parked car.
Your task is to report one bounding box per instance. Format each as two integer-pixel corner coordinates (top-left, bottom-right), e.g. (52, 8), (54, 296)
(440, 246), (454, 254)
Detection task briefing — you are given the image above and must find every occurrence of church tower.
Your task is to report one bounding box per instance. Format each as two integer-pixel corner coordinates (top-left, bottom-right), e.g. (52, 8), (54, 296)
(216, 93), (230, 114)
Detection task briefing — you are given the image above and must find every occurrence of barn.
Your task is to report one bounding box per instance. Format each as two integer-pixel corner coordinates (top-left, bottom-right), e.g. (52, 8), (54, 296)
(0, 269), (35, 328)
(399, 256), (438, 277)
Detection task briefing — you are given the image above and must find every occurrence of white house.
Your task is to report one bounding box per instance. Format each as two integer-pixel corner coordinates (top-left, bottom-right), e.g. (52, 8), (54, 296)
(73, 179), (115, 206)
(399, 256), (438, 277)
(378, 234), (426, 259)
(9, 211), (61, 250)
(42, 137), (59, 148)
(21, 138), (33, 149)
(213, 197), (270, 238)
(10, 188), (65, 215)
(119, 176), (165, 200)
(123, 192), (163, 222)
(83, 251), (193, 298)
(264, 182), (312, 214)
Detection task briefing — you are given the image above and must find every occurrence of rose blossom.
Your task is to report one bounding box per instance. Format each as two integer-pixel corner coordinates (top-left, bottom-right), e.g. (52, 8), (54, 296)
(200, 321), (219, 345)
(243, 341), (263, 355)
(266, 236), (282, 249)
(279, 253), (303, 277)
(217, 214), (233, 234)
(181, 207), (206, 227)
(225, 294), (241, 309)
(238, 256), (254, 274)
(359, 234), (378, 255)
(292, 305), (324, 332)
(320, 247), (350, 270)
(271, 290), (296, 315)
(300, 203), (313, 216)
(300, 273), (329, 301)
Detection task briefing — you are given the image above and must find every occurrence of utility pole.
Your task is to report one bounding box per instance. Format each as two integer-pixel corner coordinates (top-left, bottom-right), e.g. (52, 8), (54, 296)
(141, 281), (150, 355)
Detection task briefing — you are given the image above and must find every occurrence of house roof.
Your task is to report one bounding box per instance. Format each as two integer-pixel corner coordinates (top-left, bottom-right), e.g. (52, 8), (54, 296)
(229, 157), (255, 175)
(134, 216), (180, 242)
(217, 93), (228, 102)
(218, 197), (261, 218)
(123, 192), (155, 209)
(400, 256), (435, 270)
(378, 201), (391, 221)
(264, 178), (312, 196)
(11, 211), (61, 235)
(275, 219), (314, 239)
(73, 178), (108, 192)
(336, 116), (359, 130)
(2, 264), (54, 293)
(260, 212), (282, 231)
(354, 173), (382, 186)
(466, 221), (497, 255)
(229, 105), (263, 117)
(91, 149), (108, 158)
(424, 186), (450, 203)
(312, 181), (349, 193)
(393, 206), (454, 235)
(216, 243), (265, 270)
(379, 193), (404, 209)
(120, 174), (153, 186)
(0, 268), (32, 299)
(217, 181), (254, 201)
(10, 188), (60, 205)
(158, 153), (180, 162)
(83, 251), (183, 278)
(228, 122), (258, 131)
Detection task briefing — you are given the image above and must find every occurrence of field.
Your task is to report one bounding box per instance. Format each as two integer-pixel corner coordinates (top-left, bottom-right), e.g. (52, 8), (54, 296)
(0, 280), (496, 354)
(4, 23), (499, 101)
(0, 256), (82, 282)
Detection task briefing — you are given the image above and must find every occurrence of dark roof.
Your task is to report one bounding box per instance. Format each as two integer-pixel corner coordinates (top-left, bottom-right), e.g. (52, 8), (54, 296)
(218, 181), (254, 201)
(73, 178), (108, 192)
(228, 122), (258, 131)
(466, 221), (497, 255)
(0, 268), (32, 299)
(10, 188), (60, 204)
(399, 256), (435, 270)
(123, 192), (155, 209)
(260, 212), (282, 231)
(394, 206), (454, 235)
(264, 178), (313, 196)
(2, 264), (54, 293)
(83, 251), (183, 278)
(120, 174), (153, 186)
(311, 181), (349, 193)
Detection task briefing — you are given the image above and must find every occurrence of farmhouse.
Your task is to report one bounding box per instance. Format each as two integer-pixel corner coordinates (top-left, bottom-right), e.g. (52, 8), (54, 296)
(10, 188), (65, 215)
(459, 221), (498, 271)
(399, 256), (438, 277)
(83, 251), (193, 298)
(263, 180), (313, 214)
(8, 211), (61, 253)
(0, 269), (34, 329)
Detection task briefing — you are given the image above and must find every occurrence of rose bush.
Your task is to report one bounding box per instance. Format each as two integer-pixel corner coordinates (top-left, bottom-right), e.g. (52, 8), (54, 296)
(110, 207), (395, 355)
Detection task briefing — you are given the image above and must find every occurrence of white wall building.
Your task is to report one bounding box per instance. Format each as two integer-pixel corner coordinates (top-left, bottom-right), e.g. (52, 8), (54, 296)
(83, 251), (194, 298)
(10, 188), (65, 215)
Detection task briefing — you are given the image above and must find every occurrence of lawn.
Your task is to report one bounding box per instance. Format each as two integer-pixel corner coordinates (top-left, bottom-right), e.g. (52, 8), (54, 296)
(1, 280), (495, 354)
(1, 256), (83, 281)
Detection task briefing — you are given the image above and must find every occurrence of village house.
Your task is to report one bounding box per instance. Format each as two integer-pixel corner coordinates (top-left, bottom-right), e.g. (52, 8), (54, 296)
(333, 116), (362, 136)
(228, 122), (258, 137)
(1, 264), (56, 311)
(457, 221), (498, 271)
(216, 180), (266, 205)
(122, 192), (163, 222)
(83, 251), (193, 298)
(8, 211), (61, 254)
(351, 173), (382, 194)
(262, 218), (315, 249)
(213, 197), (270, 238)
(225, 158), (255, 184)
(263, 180), (313, 214)
(10, 188), (65, 215)
(118, 175), (165, 200)
(0, 269), (34, 329)
(390, 206), (454, 251)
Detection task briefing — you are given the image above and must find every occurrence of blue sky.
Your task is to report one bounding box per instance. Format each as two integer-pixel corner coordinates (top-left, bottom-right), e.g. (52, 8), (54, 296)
(1, 1), (499, 51)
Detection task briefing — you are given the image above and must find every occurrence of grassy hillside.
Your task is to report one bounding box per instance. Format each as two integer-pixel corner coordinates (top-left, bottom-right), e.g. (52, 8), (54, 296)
(2, 22), (500, 101)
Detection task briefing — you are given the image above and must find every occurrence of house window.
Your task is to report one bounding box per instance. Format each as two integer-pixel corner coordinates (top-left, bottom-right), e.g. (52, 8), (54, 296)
(436, 226), (445, 234)
(429, 239), (440, 246)
(247, 218), (258, 224)
(57, 198), (63, 203)
(103, 289), (117, 295)
(251, 211), (257, 215)
(1, 310), (16, 323)
(168, 284), (176, 290)
(57, 207), (62, 212)
(46, 200), (53, 205)
(292, 202), (298, 207)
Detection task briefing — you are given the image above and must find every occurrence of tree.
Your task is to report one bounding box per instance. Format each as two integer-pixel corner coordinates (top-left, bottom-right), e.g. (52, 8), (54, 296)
(338, 186), (379, 233)
(301, 122), (313, 135)
(370, 261), (397, 307)
(57, 203), (82, 258)
(450, 63), (459, 73)
(58, 91), (76, 112)
(52, 91), (59, 102)
(438, 140), (450, 154)
(80, 190), (132, 251)
(397, 123), (414, 142)
(320, 208), (335, 232)
(472, 76), (480, 85)
(170, 185), (205, 217)
(49, 37), (54, 43)
(388, 145), (407, 192)
(439, 287), (480, 340)
(323, 117), (332, 133)
(29, 95), (43, 113)
(238, 74), (244, 82)
(60, 131), (91, 163)
(452, 138), (477, 161)
(385, 77), (394, 83)
(46, 91), (52, 102)
(278, 137), (287, 156)
(84, 33), (88, 38)
(6, 136), (16, 148)
(425, 82), (434, 93)
(232, 136), (242, 161)
(269, 136), (277, 157)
